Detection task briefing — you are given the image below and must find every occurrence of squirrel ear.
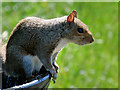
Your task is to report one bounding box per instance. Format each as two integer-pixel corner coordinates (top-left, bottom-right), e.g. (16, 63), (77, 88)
(67, 10), (77, 22)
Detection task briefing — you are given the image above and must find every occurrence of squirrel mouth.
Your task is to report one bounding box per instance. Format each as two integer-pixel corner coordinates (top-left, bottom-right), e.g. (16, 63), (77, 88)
(77, 42), (91, 45)
(79, 43), (85, 45)
(75, 42), (85, 45)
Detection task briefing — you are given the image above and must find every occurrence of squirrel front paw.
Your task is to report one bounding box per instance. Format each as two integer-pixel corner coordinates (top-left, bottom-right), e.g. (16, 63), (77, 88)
(52, 71), (57, 83)
(47, 69), (57, 83)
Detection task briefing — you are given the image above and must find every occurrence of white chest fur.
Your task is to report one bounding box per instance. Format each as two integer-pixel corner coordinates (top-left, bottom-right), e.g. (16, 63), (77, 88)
(52, 39), (69, 55)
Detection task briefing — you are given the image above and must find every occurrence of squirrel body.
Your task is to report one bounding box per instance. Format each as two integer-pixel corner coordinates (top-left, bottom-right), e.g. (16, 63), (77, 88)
(2, 10), (94, 82)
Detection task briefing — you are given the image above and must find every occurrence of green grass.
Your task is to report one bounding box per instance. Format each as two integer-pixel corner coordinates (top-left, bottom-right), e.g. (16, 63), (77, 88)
(1, 2), (118, 88)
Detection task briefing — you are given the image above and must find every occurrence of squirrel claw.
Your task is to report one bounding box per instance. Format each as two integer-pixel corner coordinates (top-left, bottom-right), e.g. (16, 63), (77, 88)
(52, 78), (56, 83)
(51, 70), (57, 83)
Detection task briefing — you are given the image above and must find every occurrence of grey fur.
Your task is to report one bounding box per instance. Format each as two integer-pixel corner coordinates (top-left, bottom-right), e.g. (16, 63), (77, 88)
(2, 14), (94, 82)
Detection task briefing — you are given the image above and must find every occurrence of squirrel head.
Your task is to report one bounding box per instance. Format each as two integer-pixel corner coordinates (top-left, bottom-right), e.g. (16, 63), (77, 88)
(65, 10), (94, 45)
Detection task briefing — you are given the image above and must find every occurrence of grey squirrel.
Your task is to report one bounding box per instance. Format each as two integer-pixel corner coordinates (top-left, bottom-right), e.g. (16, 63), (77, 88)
(1, 10), (94, 83)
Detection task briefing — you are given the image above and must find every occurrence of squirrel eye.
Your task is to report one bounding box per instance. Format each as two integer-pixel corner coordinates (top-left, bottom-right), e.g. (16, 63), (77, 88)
(77, 28), (84, 33)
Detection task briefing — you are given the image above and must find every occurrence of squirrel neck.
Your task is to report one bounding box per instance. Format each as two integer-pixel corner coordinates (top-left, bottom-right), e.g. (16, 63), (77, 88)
(41, 16), (70, 54)
(44, 16), (68, 38)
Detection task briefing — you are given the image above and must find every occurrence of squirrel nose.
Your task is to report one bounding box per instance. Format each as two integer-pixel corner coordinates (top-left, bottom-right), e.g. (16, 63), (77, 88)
(90, 38), (94, 43)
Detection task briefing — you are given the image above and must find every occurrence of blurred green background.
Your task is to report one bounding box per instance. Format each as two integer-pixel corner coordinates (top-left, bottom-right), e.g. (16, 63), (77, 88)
(1, 2), (118, 88)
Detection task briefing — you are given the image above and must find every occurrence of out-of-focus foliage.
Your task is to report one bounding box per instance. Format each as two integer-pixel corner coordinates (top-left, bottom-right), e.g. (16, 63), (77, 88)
(1, 0), (119, 2)
(1, 2), (118, 88)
